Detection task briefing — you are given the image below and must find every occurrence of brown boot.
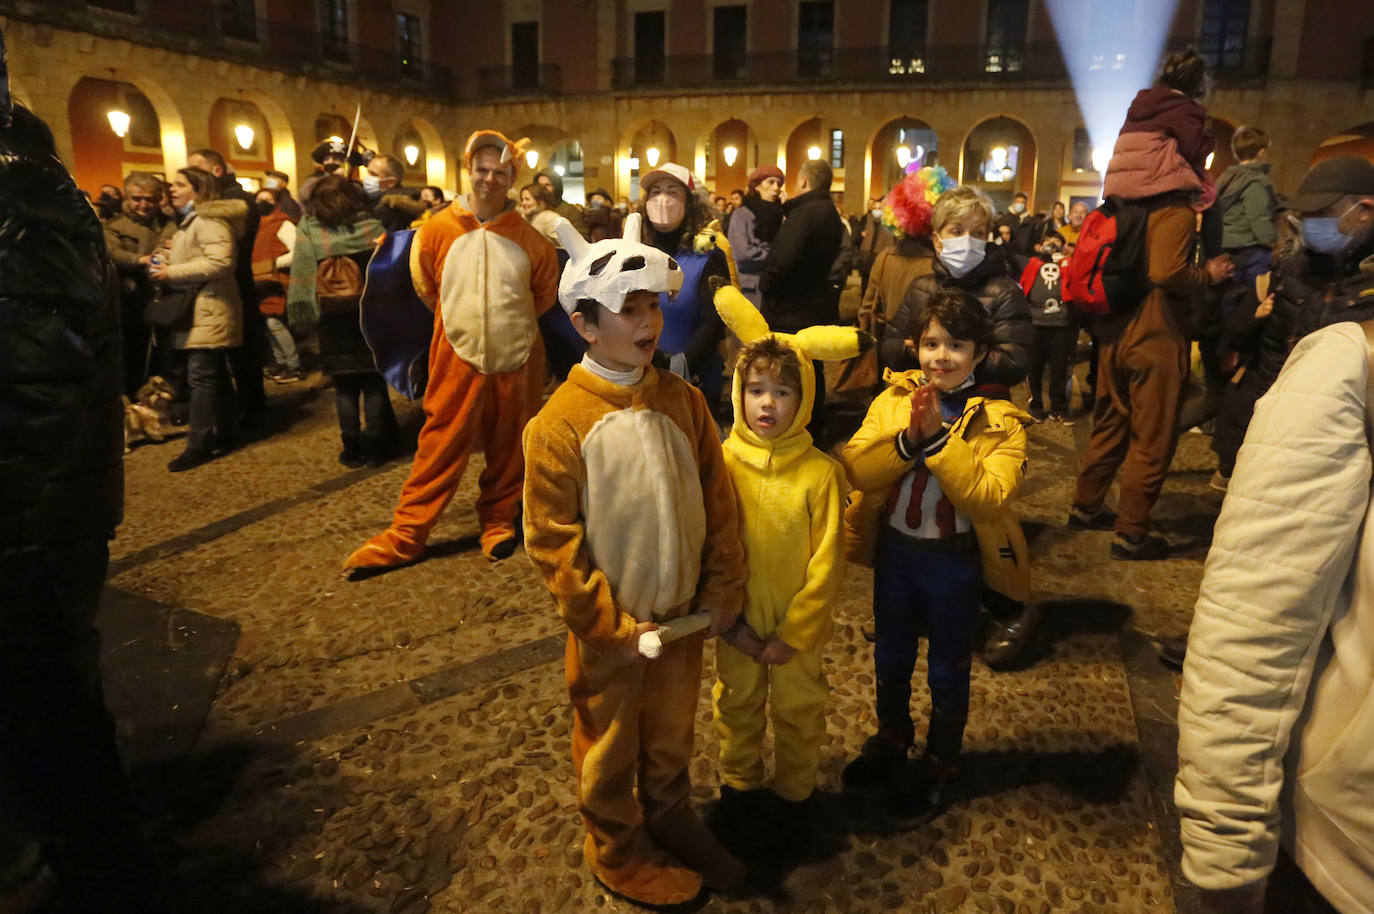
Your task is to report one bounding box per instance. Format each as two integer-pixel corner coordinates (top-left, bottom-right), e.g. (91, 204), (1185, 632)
(583, 832), (702, 908)
(646, 805), (747, 893)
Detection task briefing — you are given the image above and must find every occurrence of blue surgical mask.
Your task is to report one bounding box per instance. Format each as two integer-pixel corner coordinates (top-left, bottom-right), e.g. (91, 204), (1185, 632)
(176, 200), (195, 218)
(938, 235), (987, 278)
(1010, 201), (1026, 214)
(1301, 216), (1353, 255)
(361, 173), (383, 199)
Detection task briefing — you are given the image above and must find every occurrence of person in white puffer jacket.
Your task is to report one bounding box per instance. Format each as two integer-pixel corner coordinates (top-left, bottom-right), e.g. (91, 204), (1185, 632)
(1176, 318), (1374, 914)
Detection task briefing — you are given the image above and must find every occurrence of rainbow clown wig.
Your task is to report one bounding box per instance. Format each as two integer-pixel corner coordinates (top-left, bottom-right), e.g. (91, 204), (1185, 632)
(881, 165), (956, 240)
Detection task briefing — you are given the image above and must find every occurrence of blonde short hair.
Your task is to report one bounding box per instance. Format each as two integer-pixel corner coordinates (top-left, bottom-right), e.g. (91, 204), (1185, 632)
(931, 185), (996, 235)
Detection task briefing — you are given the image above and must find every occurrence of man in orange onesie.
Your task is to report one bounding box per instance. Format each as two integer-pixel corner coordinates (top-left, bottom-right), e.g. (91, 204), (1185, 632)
(344, 130), (558, 570)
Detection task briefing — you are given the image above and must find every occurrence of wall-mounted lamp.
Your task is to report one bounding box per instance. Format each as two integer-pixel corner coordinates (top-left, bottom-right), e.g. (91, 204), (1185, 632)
(404, 144), (420, 166)
(723, 145), (738, 167)
(806, 145), (822, 161)
(1091, 147), (1110, 173)
(525, 149), (539, 169)
(107, 109), (131, 138)
(895, 145), (912, 168)
(645, 146), (661, 168)
(234, 124), (255, 151)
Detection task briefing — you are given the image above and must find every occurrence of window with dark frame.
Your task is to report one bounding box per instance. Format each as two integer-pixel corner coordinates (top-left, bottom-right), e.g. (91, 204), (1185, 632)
(985, 0), (1027, 73)
(320, 0), (349, 62)
(220, 0), (257, 42)
(398, 13), (422, 77)
(1072, 127), (1094, 172)
(1200, 0), (1249, 71)
(830, 128), (844, 169)
(512, 21), (540, 90)
(797, 1), (834, 78)
(713, 5), (747, 81)
(888, 0), (927, 75)
(634, 11), (666, 85)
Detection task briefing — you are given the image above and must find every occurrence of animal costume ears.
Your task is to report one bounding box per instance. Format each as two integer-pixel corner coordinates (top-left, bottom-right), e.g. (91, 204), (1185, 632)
(713, 285), (869, 361)
(463, 130), (530, 174)
(555, 212), (683, 314)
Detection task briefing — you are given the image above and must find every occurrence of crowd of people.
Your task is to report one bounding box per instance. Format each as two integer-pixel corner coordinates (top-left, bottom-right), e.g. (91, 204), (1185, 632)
(9, 30), (1374, 911)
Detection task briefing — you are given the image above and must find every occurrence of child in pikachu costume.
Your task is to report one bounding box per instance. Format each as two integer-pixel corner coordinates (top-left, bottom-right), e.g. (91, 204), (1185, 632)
(711, 286), (866, 809)
(522, 214), (749, 907)
(343, 130), (558, 571)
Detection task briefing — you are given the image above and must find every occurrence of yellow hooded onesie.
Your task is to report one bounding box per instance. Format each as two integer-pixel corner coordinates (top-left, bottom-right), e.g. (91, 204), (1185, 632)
(711, 286), (864, 802)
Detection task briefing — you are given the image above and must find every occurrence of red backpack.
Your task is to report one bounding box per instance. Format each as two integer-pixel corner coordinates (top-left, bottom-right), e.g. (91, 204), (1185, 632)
(1065, 196), (1150, 316)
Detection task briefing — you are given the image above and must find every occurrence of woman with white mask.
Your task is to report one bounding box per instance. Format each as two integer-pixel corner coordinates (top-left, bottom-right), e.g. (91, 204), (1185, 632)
(637, 162), (732, 416)
(877, 184), (1033, 383)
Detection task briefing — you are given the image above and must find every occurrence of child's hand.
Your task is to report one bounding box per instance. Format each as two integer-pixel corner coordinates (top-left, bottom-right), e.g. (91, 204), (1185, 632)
(616, 621), (658, 666)
(706, 603), (737, 638)
(1255, 294), (1274, 319)
(756, 635), (798, 666)
(721, 620), (765, 658)
(904, 384), (942, 448)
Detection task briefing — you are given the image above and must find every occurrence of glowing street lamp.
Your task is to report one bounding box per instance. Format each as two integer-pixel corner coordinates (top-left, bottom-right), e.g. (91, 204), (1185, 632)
(554, 164), (565, 177)
(895, 145), (912, 168)
(722, 145), (738, 167)
(645, 146), (661, 168)
(107, 109), (131, 138)
(234, 124), (255, 151)
(404, 144), (420, 166)
(806, 145), (822, 161)
(525, 149), (539, 169)
(1091, 147), (1110, 173)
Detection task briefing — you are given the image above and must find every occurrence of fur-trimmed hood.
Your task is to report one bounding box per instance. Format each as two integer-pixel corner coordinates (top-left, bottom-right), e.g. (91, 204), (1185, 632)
(184, 197), (248, 234)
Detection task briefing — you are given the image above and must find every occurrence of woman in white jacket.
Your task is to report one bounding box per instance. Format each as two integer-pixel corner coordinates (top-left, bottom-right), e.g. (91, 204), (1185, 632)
(1176, 320), (1374, 914)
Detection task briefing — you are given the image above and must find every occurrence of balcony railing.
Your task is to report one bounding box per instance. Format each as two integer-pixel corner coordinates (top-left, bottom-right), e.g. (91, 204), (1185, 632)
(611, 37), (1273, 91)
(0, 0), (455, 101)
(474, 64), (563, 96)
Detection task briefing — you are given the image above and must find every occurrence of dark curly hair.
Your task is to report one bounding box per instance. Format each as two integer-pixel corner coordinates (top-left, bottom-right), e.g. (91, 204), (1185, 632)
(907, 288), (995, 352)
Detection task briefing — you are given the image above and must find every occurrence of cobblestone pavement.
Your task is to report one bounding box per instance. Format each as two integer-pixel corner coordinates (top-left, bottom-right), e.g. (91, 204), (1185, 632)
(100, 360), (1225, 914)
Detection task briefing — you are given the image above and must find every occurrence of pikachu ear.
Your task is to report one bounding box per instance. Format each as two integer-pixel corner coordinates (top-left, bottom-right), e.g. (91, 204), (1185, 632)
(713, 284), (771, 344)
(794, 325), (866, 361)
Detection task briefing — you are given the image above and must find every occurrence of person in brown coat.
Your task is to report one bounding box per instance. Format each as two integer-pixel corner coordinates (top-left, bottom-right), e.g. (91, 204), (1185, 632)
(104, 171), (175, 395)
(149, 166), (247, 472)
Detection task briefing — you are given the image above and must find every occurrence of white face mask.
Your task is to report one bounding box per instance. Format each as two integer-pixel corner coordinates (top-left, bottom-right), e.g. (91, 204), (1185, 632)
(1010, 201), (1026, 214)
(361, 173), (383, 198)
(938, 235), (987, 278)
(264, 177), (282, 189)
(645, 194), (684, 231)
(871, 208), (883, 219)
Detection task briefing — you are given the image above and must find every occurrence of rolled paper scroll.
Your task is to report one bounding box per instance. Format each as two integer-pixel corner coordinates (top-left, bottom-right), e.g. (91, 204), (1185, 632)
(637, 612), (713, 659)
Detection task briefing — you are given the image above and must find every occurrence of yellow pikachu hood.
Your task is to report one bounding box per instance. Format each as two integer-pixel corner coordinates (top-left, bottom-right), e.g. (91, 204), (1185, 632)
(714, 285), (870, 467)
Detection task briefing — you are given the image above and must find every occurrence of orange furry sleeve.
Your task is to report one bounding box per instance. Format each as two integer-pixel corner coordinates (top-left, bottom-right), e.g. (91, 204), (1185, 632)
(522, 413), (639, 654)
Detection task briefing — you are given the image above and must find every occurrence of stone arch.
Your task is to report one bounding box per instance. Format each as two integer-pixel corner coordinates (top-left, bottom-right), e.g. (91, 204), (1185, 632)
(1310, 122), (1374, 167)
(238, 89), (297, 184)
(67, 75), (175, 195)
(695, 118), (760, 198)
(866, 115), (939, 202)
(619, 119), (678, 199)
(407, 115), (448, 189)
(62, 67), (187, 189)
(208, 97), (273, 183)
(957, 114), (1039, 213)
(779, 115), (827, 188)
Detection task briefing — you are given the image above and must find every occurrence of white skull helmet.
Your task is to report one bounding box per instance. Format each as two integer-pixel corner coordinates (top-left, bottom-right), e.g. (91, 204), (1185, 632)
(555, 213), (683, 314)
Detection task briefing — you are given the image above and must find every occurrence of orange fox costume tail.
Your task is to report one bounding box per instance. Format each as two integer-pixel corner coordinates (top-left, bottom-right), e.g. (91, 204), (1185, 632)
(345, 163), (558, 570)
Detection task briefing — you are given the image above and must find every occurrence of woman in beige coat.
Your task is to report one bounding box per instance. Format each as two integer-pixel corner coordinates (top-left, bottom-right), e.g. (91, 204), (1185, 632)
(149, 166), (246, 472)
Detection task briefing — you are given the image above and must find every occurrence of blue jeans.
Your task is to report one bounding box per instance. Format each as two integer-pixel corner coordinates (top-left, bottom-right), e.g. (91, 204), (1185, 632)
(872, 531), (981, 721)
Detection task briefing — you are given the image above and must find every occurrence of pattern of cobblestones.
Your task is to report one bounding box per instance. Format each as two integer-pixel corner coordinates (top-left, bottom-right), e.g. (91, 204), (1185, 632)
(110, 366), (1219, 912)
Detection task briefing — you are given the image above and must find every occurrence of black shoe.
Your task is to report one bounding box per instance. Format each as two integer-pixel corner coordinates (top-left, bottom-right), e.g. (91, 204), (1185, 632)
(209, 433), (237, 458)
(1110, 532), (1171, 561)
(1027, 402), (1047, 422)
(488, 537), (518, 560)
(338, 433), (366, 468)
(887, 760), (952, 829)
(1067, 504), (1117, 531)
(362, 431), (398, 468)
(272, 367), (303, 384)
(982, 603), (1042, 671)
(841, 735), (908, 794)
(167, 448), (214, 473)
(1153, 634), (1188, 670)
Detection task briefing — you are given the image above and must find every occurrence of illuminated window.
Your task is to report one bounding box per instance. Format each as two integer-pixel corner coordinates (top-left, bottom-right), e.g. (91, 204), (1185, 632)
(830, 129), (844, 169)
(980, 145), (1019, 182)
(985, 0), (1027, 73)
(888, 0), (927, 76)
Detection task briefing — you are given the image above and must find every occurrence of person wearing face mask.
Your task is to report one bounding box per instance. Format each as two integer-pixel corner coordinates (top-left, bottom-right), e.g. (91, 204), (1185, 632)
(857, 194), (896, 297)
(301, 137), (361, 211)
(727, 164), (784, 309)
(366, 154), (426, 233)
(878, 185), (1033, 387)
(264, 170), (302, 220)
(638, 162), (732, 415)
(105, 172), (177, 395)
(250, 188), (301, 382)
(583, 187), (622, 242)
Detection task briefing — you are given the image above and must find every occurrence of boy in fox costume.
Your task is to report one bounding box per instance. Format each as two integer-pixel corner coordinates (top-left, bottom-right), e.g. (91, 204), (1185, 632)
(344, 130), (558, 570)
(522, 214), (748, 906)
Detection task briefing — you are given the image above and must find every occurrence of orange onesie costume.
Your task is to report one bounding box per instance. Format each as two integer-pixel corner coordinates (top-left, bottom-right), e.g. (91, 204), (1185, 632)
(344, 131), (558, 568)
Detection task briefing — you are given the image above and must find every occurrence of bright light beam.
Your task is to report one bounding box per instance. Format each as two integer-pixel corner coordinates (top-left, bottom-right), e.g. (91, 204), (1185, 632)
(1046, 0), (1178, 193)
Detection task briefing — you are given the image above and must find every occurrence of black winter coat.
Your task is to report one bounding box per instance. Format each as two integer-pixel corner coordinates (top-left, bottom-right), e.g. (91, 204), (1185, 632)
(759, 186), (844, 333)
(219, 172), (260, 314)
(1, 114), (124, 546)
(879, 243), (1034, 385)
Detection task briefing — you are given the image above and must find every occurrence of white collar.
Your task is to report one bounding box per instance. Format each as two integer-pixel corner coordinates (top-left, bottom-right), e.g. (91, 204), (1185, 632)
(581, 353), (644, 386)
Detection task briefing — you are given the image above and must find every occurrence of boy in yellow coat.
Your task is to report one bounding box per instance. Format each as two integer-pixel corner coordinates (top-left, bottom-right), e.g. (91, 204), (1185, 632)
(710, 287), (862, 816)
(839, 287), (1031, 827)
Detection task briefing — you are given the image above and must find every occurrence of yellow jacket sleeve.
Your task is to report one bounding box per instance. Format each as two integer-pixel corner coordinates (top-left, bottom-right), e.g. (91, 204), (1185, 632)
(773, 460), (846, 653)
(689, 390), (747, 625)
(522, 415), (639, 655)
(925, 416), (1026, 523)
(839, 388), (913, 493)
